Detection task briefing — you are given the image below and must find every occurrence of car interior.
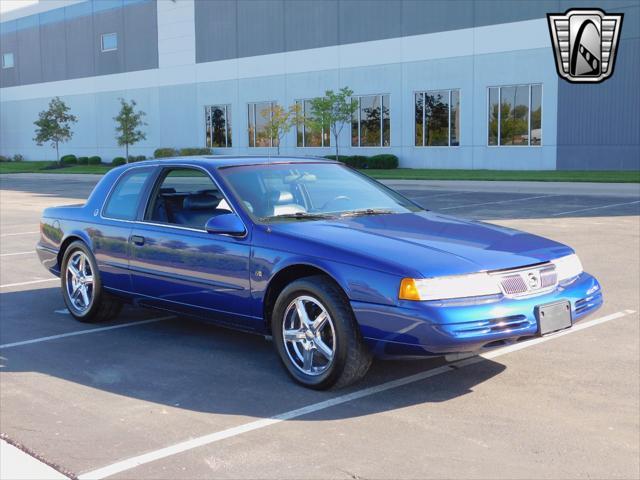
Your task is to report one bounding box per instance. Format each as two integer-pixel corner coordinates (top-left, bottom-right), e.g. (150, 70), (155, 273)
(145, 168), (308, 230)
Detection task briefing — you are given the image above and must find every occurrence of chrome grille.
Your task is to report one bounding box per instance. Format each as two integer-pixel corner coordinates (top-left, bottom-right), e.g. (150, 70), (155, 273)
(495, 264), (557, 298)
(500, 274), (528, 295)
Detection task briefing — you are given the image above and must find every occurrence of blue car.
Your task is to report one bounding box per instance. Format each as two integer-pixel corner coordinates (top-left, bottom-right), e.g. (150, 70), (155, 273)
(37, 157), (602, 389)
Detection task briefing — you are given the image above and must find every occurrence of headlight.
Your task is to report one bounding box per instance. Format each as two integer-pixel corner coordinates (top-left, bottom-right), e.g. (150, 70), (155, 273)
(399, 273), (501, 301)
(551, 253), (583, 282)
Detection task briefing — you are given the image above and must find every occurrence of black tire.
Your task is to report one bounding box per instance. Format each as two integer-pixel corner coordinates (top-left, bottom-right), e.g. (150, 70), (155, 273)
(272, 275), (372, 390)
(60, 241), (122, 323)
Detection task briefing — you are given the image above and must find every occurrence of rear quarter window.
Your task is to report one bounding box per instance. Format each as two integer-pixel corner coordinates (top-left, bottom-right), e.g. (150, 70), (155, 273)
(103, 169), (153, 220)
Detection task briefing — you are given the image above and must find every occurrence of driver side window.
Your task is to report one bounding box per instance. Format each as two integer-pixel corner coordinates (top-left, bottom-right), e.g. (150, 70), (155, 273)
(145, 168), (232, 229)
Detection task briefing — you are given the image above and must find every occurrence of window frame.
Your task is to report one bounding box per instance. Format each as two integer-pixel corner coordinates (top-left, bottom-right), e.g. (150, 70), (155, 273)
(100, 32), (118, 52)
(101, 166), (156, 222)
(414, 88), (461, 148)
(100, 164), (246, 235)
(295, 98), (330, 148)
(2, 52), (14, 69)
(247, 101), (276, 148)
(486, 83), (543, 147)
(205, 104), (232, 148)
(351, 93), (390, 148)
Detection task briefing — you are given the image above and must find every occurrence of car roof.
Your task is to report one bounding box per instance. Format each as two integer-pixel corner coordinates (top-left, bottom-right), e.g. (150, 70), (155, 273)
(125, 155), (336, 169)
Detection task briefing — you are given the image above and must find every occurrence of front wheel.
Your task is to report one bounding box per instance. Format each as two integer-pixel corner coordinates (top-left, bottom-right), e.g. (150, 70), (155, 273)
(272, 275), (372, 390)
(61, 241), (122, 323)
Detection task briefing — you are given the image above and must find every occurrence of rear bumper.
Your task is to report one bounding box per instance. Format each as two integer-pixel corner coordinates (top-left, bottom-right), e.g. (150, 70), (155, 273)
(36, 243), (60, 276)
(353, 272), (602, 358)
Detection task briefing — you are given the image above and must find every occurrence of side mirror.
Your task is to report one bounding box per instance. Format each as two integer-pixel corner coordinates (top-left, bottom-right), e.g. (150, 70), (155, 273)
(205, 213), (246, 237)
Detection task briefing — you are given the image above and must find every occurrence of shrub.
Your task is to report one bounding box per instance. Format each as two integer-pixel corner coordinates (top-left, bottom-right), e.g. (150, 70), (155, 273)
(154, 148), (177, 158)
(324, 155), (350, 162)
(135, 155), (146, 162)
(324, 155), (367, 168)
(178, 147), (211, 156)
(60, 154), (77, 165)
(12, 154), (25, 162)
(77, 156), (89, 165)
(0, 155), (10, 162)
(88, 156), (102, 165)
(112, 157), (126, 166)
(368, 154), (399, 169)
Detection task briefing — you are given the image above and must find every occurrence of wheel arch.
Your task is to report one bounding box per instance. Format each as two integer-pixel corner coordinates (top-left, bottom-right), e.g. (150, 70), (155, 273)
(262, 263), (349, 332)
(57, 233), (91, 270)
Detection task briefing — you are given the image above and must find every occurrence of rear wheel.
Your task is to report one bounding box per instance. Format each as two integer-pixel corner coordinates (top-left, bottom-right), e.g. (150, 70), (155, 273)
(61, 241), (122, 323)
(272, 275), (372, 390)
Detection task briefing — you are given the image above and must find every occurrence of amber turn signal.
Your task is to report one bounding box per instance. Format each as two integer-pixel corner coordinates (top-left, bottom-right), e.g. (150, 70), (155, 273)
(399, 278), (421, 301)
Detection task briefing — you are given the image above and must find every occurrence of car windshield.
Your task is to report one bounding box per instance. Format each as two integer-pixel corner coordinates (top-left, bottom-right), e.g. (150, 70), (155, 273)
(218, 162), (423, 222)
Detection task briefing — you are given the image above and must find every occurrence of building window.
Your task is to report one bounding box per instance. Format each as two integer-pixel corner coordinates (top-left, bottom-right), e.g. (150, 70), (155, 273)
(2, 52), (14, 69)
(351, 94), (390, 147)
(248, 101), (276, 147)
(205, 105), (232, 148)
(295, 99), (330, 148)
(101, 33), (118, 52)
(415, 89), (460, 147)
(488, 84), (542, 146)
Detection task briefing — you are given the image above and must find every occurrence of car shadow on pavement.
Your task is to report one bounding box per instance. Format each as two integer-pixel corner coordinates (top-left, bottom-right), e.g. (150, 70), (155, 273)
(0, 288), (506, 421)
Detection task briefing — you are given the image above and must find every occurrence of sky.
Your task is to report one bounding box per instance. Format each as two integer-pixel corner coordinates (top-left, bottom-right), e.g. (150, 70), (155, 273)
(0, 0), (39, 14)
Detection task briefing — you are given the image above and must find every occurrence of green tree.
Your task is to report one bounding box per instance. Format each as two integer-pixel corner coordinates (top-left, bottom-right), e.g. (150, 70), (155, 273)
(33, 97), (78, 164)
(259, 103), (301, 155)
(307, 87), (358, 159)
(114, 98), (147, 162)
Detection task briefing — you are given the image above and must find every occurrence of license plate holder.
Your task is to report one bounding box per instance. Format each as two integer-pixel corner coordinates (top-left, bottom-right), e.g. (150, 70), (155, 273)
(536, 300), (572, 336)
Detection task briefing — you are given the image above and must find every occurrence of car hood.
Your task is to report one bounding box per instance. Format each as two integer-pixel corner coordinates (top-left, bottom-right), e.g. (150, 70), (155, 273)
(266, 211), (573, 277)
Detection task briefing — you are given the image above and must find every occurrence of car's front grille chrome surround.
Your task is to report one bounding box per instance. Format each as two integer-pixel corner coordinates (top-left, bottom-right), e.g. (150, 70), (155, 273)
(492, 264), (558, 298)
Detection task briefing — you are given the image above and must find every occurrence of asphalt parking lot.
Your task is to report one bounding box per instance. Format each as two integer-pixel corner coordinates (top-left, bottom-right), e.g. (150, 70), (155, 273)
(1, 173), (639, 480)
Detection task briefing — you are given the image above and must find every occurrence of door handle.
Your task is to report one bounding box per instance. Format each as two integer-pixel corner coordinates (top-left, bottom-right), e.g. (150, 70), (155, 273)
(130, 235), (145, 246)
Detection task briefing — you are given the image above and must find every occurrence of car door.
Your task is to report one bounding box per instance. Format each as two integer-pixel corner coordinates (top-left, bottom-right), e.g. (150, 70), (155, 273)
(128, 166), (254, 328)
(92, 166), (156, 293)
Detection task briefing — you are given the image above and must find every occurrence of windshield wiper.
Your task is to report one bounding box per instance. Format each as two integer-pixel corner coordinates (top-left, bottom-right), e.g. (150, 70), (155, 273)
(266, 212), (336, 220)
(339, 208), (396, 217)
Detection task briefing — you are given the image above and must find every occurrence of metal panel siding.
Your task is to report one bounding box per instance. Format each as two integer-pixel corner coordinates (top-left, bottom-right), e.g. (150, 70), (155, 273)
(93, 7), (125, 76)
(284, 0), (338, 52)
(402, 0), (474, 37)
(16, 26), (42, 85)
(339, 0), (402, 44)
(123, 0), (158, 72)
(474, 0), (560, 28)
(40, 21), (68, 82)
(556, 36), (640, 170)
(0, 0), (158, 86)
(237, 0), (284, 58)
(65, 14), (95, 79)
(195, 0), (238, 62)
(0, 31), (18, 88)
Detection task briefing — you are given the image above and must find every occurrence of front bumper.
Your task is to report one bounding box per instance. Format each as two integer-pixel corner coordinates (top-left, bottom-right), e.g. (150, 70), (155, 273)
(353, 272), (602, 358)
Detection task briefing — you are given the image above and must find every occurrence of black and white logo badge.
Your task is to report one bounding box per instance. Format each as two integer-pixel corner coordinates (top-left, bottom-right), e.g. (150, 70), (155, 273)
(547, 9), (623, 83)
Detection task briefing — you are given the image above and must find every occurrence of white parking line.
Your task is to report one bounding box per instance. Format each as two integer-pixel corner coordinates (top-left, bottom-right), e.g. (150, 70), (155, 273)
(78, 309), (636, 480)
(0, 231), (39, 237)
(1, 251), (34, 257)
(0, 316), (174, 350)
(0, 278), (58, 289)
(551, 200), (640, 216)
(438, 194), (555, 210)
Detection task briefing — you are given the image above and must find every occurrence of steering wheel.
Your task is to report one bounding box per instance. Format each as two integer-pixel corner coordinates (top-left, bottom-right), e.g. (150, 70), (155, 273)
(321, 195), (352, 210)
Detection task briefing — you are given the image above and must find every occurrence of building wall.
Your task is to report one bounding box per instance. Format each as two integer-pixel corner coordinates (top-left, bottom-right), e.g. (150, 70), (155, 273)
(556, 1), (640, 170)
(0, 0), (637, 170)
(0, 0), (158, 87)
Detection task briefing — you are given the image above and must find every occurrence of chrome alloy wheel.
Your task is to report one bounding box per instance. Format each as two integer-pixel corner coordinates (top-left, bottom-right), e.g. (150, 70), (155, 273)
(65, 251), (94, 314)
(282, 295), (336, 376)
